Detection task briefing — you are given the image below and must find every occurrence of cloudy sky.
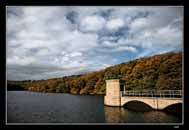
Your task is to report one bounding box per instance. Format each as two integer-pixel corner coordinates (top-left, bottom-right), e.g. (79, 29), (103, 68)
(7, 6), (183, 81)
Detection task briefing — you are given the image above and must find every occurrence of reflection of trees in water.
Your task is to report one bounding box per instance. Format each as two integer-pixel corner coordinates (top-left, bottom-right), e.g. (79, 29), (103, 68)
(104, 106), (181, 123)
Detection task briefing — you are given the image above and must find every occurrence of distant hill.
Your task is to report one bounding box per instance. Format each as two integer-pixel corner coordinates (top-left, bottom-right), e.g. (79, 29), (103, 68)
(7, 52), (182, 95)
(7, 81), (28, 91)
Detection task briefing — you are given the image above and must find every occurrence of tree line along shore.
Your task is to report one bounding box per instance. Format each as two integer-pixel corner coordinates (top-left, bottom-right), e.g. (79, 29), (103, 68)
(7, 52), (182, 95)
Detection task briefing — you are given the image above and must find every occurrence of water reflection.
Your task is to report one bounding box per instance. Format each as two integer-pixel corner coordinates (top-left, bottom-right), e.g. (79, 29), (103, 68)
(104, 106), (181, 123)
(8, 91), (182, 123)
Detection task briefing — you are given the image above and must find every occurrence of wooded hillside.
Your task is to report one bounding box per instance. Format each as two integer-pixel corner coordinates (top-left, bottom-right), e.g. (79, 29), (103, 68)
(7, 52), (182, 95)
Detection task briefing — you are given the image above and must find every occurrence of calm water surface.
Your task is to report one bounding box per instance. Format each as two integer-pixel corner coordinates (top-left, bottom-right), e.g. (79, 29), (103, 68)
(7, 91), (181, 123)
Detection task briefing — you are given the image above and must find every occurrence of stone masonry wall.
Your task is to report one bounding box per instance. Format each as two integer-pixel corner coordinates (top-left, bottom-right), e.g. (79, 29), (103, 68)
(104, 79), (121, 106)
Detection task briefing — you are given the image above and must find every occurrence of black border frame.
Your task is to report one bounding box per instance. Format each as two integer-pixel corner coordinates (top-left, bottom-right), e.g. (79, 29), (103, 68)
(0, 0), (187, 129)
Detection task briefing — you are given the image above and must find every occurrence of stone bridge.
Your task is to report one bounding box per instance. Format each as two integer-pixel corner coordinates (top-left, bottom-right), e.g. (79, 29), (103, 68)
(104, 79), (183, 110)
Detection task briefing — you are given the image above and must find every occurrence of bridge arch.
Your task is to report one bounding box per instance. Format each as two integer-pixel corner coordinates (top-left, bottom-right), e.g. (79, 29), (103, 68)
(123, 100), (153, 111)
(162, 103), (182, 111)
(121, 97), (157, 109)
(121, 96), (182, 110)
(156, 99), (183, 110)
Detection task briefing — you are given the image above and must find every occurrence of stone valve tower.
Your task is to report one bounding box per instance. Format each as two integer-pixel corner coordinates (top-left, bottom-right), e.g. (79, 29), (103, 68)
(104, 79), (123, 106)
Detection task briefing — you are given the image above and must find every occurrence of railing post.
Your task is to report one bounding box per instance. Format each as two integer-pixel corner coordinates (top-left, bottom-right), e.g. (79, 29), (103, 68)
(171, 90), (173, 98)
(121, 90), (182, 98)
(151, 90), (153, 98)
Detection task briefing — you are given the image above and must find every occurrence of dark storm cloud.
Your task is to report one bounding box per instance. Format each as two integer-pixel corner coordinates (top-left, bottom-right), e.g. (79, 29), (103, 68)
(95, 9), (114, 19)
(7, 7), (23, 17)
(7, 64), (86, 80)
(66, 11), (78, 24)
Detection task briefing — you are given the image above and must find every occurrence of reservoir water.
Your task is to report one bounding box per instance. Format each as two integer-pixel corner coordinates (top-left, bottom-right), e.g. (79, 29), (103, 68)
(7, 91), (182, 124)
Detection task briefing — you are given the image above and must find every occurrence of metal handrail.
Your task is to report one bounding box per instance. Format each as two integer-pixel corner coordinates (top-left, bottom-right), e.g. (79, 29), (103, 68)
(121, 90), (182, 98)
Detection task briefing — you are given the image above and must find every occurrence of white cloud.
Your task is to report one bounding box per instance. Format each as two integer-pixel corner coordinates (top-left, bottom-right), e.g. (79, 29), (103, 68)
(35, 48), (50, 56)
(7, 6), (183, 80)
(62, 30), (98, 52)
(100, 40), (138, 53)
(7, 56), (36, 65)
(130, 17), (150, 31)
(153, 25), (182, 48)
(70, 52), (83, 57)
(106, 18), (124, 30)
(80, 15), (106, 32)
(101, 41), (117, 47)
(113, 46), (138, 53)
